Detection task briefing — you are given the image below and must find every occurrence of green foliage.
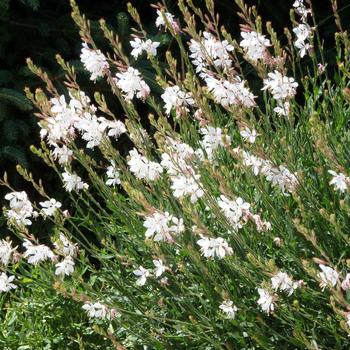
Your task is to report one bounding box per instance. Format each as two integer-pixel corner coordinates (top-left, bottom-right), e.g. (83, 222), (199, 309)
(2, 1), (350, 349)
(0, 284), (114, 349)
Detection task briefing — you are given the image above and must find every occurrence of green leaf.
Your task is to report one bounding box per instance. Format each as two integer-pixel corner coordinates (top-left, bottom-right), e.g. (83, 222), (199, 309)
(0, 88), (32, 111)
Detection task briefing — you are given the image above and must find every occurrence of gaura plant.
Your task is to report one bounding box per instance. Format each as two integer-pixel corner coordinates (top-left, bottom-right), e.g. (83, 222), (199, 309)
(2, 0), (350, 348)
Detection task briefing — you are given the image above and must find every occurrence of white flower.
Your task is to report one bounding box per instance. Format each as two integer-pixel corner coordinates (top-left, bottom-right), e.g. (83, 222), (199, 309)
(189, 31), (234, 74)
(217, 196), (250, 230)
(62, 171), (89, 192)
(143, 39), (160, 56)
(271, 272), (299, 296)
(155, 10), (179, 32)
(293, 23), (312, 44)
(52, 144), (73, 165)
(242, 152), (262, 176)
(82, 302), (109, 319)
(128, 148), (163, 181)
(293, 0), (310, 19)
(274, 101), (291, 116)
(143, 211), (184, 242)
(104, 120), (126, 139)
(54, 233), (78, 258)
(240, 31), (270, 61)
(251, 214), (272, 233)
(106, 161), (121, 186)
(262, 71), (298, 101)
(0, 273), (17, 292)
(80, 42), (109, 81)
(200, 126), (231, 160)
(130, 37), (160, 58)
(55, 256), (75, 276)
(44, 94), (81, 145)
(295, 38), (312, 58)
(134, 266), (150, 286)
(197, 236), (233, 259)
(39, 198), (62, 217)
(257, 288), (275, 315)
(74, 113), (108, 149)
(219, 300), (237, 319)
(153, 259), (166, 278)
(205, 76), (256, 108)
(328, 170), (348, 193)
(240, 127), (257, 143)
(169, 216), (185, 235)
(0, 240), (16, 266)
(293, 23), (313, 57)
(242, 151), (298, 194)
(4, 191), (36, 227)
(170, 174), (204, 203)
(161, 86), (194, 115)
(262, 164), (298, 194)
(341, 273), (350, 291)
(115, 67), (150, 101)
(318, 264), (338, 290)
(23, 240), (55, 265)
(130, 37), (144, 59)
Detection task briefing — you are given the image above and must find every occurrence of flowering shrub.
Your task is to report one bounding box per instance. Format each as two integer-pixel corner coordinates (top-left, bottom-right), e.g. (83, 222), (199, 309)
(2, 0), (350, 348)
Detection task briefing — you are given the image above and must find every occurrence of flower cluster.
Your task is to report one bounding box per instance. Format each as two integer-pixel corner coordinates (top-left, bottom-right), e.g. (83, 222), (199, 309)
(143, 211), (184, 242)
(219, 300), (237, 319)
(45, 91), (126, 151)
(160, 138), (204, 203)
(0, 273), (17, 293)
(161, 85), (194, 116)
(318, 264), (338, 291)
(189, 31), (234, 76)
(200, 126), (231, 160)
(130, 37), (160, 59)
(292, 0), (313, 57)
(257, 288), (275, 315)
(114, 67), (150, 101)
(4, 191), (37, 227)
(262, 71), (298, 116)
(62, 171), (89, 193)
(39, 198), (62, 217)
(133, 259), (167, 286)
(271, 271), (301, 296)
(82, 301), (117, 320)
(23, 240), (55, 265)
(0, 240), (17, 266)
(240, 31), (271, 62)
(106, 161), (121, 186)
(54, 234), (78, 277)
(127, 148), (163, 182)
(80, 42), (109, 81)
(205, 76), (256, 108)
(196, 235), (233, 259)
(242, 151), (298, 194)
(155, 10), (179, 32)
(218, 195), (271, 232)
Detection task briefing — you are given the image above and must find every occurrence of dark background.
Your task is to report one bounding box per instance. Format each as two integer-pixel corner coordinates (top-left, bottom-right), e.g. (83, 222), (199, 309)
(0, 0), (349, 231)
